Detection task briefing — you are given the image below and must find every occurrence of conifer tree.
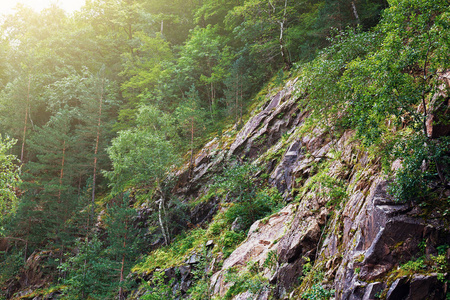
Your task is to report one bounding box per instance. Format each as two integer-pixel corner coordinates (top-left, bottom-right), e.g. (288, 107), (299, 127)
(175, 86), (207, 177)
(60, 235), (116, 299)
(104, 194), (142, 299)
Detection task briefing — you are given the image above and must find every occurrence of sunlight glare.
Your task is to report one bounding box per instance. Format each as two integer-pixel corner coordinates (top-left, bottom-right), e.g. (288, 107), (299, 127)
(1, 0), (86, 16)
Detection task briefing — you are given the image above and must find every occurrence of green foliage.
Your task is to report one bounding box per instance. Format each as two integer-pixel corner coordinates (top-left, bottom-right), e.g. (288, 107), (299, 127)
(296, 28), (381, 132)
(175, 85), (208, 154)
(1, 0), (441, 294)
(398, 252), (449, 282)
(389, 136), (450, 202)
(134, 228), (208, 272)
(120, 33), (174, 101)
(186, 246), (212, 300)
(134, 166), (282, 281)
(0, 250), (23, 290)
(60, 235), (116, 299)
(296, 160), (347, 208)
(293, 0), (450, 203)
(340, 0), (450, 141)
(213, 163), (284, 231)
(106, 105), (179, 193)
(223, 267), (268, 300)
(141, 271), (175, 300)
(401, 257), (426, 272)
(187, 279), (210, 300)
(263, 250), (278, 271)
(0, 136), (20, 230)
(298, 259), (335, 299)
(220, 230), (246, 258)
(302, 284), (334, 300)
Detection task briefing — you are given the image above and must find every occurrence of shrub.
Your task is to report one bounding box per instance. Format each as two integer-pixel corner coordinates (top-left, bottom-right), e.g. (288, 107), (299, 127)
(213, 163), (284, 232)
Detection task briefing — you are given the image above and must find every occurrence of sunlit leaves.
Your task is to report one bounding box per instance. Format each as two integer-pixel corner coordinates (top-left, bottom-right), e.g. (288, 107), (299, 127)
(0, 136), (21, 230)
(106, 105), (179, 193)
(120, 32), (173, 100)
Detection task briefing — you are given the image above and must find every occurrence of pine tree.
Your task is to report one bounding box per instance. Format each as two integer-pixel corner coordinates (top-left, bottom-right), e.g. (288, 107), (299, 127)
(60, 235), (116, 299)
(104, 194), (142, 299)
(175, 86), (207, 177)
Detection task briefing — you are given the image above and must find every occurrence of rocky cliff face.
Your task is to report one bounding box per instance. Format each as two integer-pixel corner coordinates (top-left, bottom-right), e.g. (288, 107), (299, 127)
(145, 75), (450, 300)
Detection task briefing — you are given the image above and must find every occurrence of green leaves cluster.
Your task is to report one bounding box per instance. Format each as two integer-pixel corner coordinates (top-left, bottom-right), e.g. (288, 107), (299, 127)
(60, 194), (143, 299)
(213, 163), (283, 231)
(60, 236), (116, 299)
(296, 0), (450, 202)
(106, 105), (179, 193)
(0, 136), (20, 228)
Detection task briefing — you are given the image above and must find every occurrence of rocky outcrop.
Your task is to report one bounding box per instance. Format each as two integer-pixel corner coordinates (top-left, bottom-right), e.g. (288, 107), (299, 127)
(210, 204), (296, 297)
(173, 78), (304, 200)
(208, 123), (450, 299)
(327, 178), (450, 299)
(148, 73), (450, 300)
(426, 70), (450, 138)
(3, 250), (62, 299)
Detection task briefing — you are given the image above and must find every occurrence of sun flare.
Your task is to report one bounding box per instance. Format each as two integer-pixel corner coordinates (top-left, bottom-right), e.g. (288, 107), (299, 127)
(1, 0), (85, 16)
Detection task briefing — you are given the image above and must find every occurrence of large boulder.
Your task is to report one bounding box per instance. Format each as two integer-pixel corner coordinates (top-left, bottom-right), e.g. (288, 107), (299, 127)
(210, 204), (296, 298)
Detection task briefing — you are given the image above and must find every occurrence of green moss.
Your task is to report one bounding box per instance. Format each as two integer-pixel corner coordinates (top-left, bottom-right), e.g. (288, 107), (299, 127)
(223, 266), (269, 300)
(133, 228), (208, 272)
(15, 285), (65, 300)
(355, 254), (365, 263)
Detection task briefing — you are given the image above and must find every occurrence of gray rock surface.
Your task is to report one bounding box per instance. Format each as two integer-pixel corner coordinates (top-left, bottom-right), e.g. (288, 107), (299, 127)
(145, 75), (450, 300)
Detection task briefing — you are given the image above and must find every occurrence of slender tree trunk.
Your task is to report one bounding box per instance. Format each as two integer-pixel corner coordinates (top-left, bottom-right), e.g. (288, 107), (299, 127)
(58, 140), (66, 203)
(24, 240), (28, 263)
(351, 1), (360, 25)
(162, 195), (170, 243)
(158, 199), (169, 245)
(118, 226), (127, 300)
(421, 37), (431, 137)
(210, 81), (214, 118)
(235, 74), (239, 125)
(91, 78), (104, 225)
(279, 0), (291, 70)
(21, 75), (31, 164)
(189, 117), (194, 178)
(240, 76), (243, 123)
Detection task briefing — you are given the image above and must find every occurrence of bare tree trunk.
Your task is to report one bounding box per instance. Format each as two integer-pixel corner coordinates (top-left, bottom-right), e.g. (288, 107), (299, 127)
(162, 196), (170, 243)
(278, 0), (291, 69)
(58, 140), (66, 203)
(21, 75), (31, 164)
(421, 37), (431, 137)
(210, 81), (215, 118)
(351, 1), (360, 25)
(235, 74), (239, 125)
(91, 78), (104, 225)
(189, 117), (194, 178)
(158, 199), (169, 245)
(118, 226), (127, 300)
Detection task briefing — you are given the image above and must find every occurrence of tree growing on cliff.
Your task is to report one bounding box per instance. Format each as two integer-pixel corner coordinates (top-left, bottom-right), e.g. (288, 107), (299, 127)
(175, 86), (207, 178)
(298, 0), (450, 202)
(106, 105), (179, 244)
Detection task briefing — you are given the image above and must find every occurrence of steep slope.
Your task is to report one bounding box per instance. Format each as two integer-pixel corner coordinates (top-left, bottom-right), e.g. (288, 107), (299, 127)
(134, 68), (450, 300)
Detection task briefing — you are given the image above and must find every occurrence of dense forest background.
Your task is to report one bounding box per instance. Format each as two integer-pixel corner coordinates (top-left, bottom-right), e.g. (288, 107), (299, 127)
(3, 0), (450, 298)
